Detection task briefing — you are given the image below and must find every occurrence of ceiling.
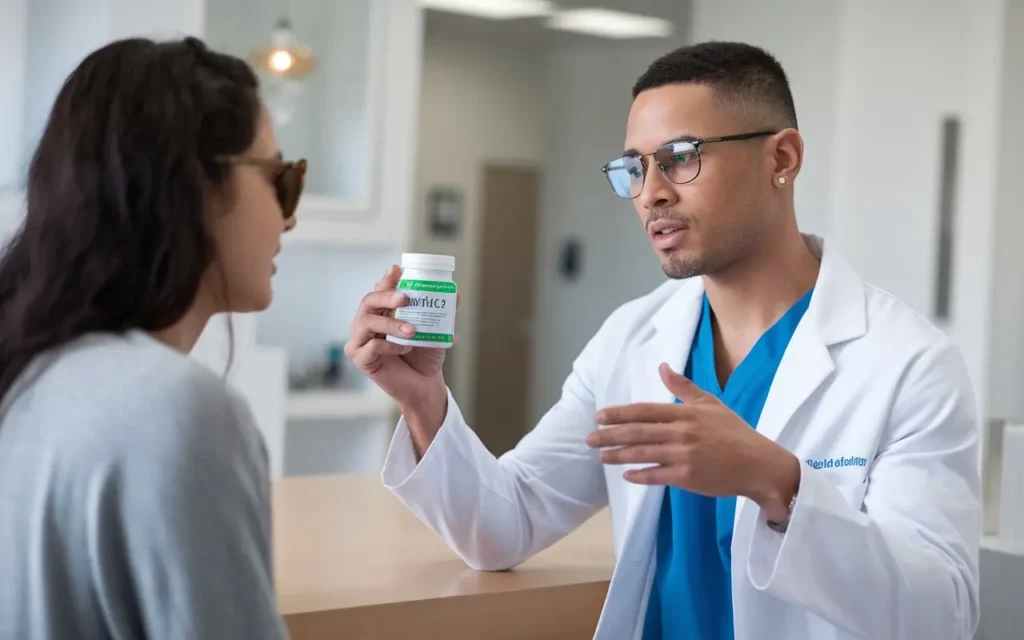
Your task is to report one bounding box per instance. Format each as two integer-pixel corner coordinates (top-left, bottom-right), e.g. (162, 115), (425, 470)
(423, 0), (692, 51)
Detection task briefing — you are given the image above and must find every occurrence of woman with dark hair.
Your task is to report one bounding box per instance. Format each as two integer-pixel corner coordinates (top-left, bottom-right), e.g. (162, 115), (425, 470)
(0, 37), (305, 639)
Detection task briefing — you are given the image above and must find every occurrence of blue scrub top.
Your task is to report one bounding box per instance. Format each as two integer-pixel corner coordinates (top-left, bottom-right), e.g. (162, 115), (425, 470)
(642, 289), (812, 640)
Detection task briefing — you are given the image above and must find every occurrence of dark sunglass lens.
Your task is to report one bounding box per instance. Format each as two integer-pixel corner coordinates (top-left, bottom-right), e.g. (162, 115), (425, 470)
(276, 163), (306, 219)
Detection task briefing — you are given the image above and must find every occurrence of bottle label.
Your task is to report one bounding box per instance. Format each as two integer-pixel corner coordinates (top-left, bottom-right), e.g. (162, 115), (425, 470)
(394, 279), (457, 343)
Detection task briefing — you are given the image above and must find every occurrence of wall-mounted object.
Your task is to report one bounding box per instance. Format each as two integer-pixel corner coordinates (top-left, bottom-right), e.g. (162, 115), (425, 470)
(558, 237), (583, 280)
(983, 418), (1005, 536)
(427, 187), (463, 238)
(998, 423), (1024, 544)
(982, 417), (1024, 545)
(933, 115), (960, 321)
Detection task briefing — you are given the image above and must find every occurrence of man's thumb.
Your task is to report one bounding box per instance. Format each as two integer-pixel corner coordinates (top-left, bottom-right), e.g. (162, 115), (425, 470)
(659, 362), (706, 403)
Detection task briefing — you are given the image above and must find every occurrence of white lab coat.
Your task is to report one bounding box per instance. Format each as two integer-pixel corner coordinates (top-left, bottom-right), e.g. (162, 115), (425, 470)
(382, 235), (981, 640)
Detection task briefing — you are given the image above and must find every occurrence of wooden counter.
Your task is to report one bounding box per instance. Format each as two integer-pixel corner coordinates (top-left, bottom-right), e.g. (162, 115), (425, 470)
(273, 474), (615, 640)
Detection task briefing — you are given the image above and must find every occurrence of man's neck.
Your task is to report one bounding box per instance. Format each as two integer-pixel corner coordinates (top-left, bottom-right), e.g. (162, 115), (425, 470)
(702, 229), (820, 377)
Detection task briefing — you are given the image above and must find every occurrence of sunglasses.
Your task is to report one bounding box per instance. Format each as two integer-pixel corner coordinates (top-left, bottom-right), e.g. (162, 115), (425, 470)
(216, 156), (308, 219)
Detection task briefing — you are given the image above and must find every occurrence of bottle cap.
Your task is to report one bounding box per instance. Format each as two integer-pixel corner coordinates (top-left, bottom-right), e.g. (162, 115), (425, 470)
(401, 253), (455, 271)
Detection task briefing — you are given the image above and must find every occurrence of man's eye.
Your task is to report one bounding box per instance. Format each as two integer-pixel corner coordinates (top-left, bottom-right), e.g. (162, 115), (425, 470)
(673, 153), (690, 163)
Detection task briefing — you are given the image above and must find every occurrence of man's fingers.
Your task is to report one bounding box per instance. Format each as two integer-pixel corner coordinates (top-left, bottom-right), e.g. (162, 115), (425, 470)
(599, 444), (681, 466)
(374, 265), (403, 292)
(349, 315), (416, 349)
(622, 466), (676, 486)
(596, 402), (687, 426)
(586, 423), (681, 448)
(359, 290), (407, 314)
(349, 338), (412, 369)
(659, 363), (709, 404)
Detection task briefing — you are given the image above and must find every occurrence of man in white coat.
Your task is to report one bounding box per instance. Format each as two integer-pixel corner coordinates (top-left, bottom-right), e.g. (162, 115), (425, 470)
(346, 42), (981, 639)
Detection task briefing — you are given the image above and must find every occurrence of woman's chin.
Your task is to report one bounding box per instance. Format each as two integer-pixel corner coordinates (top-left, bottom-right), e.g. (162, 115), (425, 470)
(228, 288), (273, 313)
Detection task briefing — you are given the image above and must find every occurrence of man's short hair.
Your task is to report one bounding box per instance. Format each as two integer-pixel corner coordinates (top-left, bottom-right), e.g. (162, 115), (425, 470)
(633, 41), (798, 130)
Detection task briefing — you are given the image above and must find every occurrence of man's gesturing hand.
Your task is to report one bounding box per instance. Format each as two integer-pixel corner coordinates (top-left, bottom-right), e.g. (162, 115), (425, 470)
(586, 363), (800, 523)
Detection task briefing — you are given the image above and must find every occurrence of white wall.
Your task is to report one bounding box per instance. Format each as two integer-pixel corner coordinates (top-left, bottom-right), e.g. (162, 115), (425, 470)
(21, 0), (111, 160)
(690, 0), (841, 237)
(0, 0), (203, 206)
(106, 0), (203, 39)
(816, 0), (1024, 424)
(0, 0), (28, 190)
(688, 0), (1017, 422)
(529, 42), (682, 420)
(950, 0), (1004, 424)
(315, 0), (371, 203)
(982, 0), (1024, 420)
(827, 0), (968, 318)
(414, 32), (548, 420)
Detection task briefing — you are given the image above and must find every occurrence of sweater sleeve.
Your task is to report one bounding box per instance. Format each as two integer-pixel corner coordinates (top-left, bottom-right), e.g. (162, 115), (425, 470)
(85, 370), (288, 640)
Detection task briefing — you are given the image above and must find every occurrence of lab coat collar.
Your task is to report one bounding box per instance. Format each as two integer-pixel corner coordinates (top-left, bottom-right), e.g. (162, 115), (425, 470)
(620, 234), (868, 568)
(646, 234), (867, 347)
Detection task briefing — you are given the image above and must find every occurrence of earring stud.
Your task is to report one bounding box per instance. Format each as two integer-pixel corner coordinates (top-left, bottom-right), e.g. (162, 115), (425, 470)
(778, 176), (786, 185)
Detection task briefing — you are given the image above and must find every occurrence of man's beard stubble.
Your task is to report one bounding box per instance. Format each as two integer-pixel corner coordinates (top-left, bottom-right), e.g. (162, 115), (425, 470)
(662, 253), (705, 280)
(645, 210), (706, 280)
(650, 210), (762, 281)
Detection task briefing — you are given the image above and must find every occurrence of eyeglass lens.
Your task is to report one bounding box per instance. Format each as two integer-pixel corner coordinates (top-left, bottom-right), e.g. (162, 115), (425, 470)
(604, 142), (700, 199)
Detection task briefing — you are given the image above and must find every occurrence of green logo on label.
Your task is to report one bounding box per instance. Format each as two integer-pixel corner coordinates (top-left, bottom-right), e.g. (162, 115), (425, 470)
(398, 279), (457, 294)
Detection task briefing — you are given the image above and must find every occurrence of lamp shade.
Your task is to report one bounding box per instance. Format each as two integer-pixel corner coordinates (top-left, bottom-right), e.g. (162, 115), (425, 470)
(248, 18), (316, 79)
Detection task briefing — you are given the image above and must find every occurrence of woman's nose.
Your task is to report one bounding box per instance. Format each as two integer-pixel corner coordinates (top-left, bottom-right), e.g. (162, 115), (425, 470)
(283, 215), (297, 233)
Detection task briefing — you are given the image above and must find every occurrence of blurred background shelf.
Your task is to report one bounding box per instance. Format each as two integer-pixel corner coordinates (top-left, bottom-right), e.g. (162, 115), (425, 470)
(287, 388), (395, 421)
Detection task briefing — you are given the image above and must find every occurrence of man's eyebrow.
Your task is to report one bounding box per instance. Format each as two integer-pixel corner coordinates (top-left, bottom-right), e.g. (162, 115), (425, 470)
(622, 134), (700, 156)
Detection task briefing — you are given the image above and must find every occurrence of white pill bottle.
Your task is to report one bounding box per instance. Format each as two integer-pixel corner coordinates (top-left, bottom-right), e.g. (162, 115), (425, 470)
(387, 253), (457, 349)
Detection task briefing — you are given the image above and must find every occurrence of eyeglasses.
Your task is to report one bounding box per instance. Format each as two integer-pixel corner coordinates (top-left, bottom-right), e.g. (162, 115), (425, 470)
(216, 156), (308, 219)
(600, 131), (777, 200)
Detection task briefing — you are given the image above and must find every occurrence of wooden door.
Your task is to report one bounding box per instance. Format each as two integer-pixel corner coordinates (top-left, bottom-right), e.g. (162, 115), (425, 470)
(472, 165), (540, 455)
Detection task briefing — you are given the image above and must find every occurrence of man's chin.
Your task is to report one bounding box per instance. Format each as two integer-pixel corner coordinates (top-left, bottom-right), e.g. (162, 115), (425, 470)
(661, 252), (704, 280)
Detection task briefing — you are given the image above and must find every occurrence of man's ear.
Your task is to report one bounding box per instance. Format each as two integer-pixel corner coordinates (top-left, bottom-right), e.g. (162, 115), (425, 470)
(771, 128), (803, 188)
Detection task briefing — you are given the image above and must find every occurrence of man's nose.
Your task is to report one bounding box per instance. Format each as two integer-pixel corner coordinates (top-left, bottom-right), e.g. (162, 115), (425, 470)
(637, 164), (679, 211)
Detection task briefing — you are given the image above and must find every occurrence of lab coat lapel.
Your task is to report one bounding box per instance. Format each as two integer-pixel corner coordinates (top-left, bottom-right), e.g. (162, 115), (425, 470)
(751, 324), (833, 445)
(734, 235), (867, 528)
(596, 280), (704, 640)
(621, 279), (704, 527)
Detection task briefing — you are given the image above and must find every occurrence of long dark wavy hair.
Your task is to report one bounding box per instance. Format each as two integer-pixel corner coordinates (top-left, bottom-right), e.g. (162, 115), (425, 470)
(0, 37), (260, 405)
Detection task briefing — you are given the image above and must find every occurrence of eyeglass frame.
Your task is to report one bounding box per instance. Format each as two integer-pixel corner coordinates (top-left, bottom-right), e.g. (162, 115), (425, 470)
(600, 130), (779, 200)
(214, 155), (308, 219)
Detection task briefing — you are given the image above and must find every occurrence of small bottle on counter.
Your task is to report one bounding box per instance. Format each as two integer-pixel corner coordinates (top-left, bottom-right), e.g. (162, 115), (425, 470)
(387, 253), (457, 349)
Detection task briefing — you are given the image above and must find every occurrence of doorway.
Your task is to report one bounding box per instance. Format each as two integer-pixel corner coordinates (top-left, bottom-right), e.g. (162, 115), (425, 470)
(472, 164), (541, 456)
